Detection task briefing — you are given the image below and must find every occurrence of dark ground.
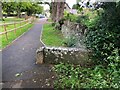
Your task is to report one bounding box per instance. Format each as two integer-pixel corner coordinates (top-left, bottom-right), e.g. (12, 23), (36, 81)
(2, 19), (56, 88)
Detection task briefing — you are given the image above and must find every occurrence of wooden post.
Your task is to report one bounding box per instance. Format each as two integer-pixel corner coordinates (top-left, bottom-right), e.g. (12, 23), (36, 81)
(14, 22), (16, 35)
(30, 18), (31, 23)
(20, 21), (22, 32)
(26, 19), (28, 24)
(32, 18), (33, 23)
(4, 24), (8, 40)
(27, 19), (29, 23)
(31, 17), (33, 23)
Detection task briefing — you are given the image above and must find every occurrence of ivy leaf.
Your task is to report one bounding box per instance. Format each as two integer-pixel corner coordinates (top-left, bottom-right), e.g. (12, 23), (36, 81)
(15, 73), (22, 77)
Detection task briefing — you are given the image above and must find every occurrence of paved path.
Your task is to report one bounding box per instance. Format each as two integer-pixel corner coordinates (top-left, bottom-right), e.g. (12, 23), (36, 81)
(2, 19), (55, 88)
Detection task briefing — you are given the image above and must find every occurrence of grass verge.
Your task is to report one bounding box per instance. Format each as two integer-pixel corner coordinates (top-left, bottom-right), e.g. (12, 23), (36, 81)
(0, 17), (24, 24)
(0, 17), (26, 32)
(42, 24), (64, 47)
(0, 23), (33, 49)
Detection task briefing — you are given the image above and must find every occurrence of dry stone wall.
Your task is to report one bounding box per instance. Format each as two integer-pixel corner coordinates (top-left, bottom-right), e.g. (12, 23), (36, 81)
(36, 21), (91, 66)
(36, 46), (91, 66)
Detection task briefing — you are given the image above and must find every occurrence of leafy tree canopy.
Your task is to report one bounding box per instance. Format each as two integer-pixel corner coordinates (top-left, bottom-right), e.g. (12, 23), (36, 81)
(2, 2), (43, 16)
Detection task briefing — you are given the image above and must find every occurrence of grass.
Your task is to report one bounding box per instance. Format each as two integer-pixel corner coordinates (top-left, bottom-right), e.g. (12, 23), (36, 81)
(0, 17), (26, 32)
(0, 17), (24, 24)
(0, 17), (34, 49)
(0, 23), (33, 49)
(3, 17), (24, 22)
(47, 18), (53, 22)
(0, 22), (27, 32)
(42, 24), (64, 47)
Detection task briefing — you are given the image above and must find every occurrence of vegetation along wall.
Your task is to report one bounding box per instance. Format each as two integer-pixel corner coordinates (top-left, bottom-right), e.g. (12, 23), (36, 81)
(61, 21), (87, 48)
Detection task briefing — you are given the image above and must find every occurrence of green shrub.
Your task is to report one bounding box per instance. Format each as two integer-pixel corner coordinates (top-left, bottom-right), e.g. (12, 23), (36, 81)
(62, 36), (77, 47)
(64, 13), (78, 23)
(53, 2), (120, 89)
(53, 60), (120, 89)
(76, 15), (88, 23)
(52, 22), (56, 26)
(85, 2), (120, 64)
(54, 22), (60, 30)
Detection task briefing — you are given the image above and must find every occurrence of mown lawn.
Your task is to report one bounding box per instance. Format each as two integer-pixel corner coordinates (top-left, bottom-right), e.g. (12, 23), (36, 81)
(0, 17), (26, 32)
(2, 17), (24, 22)
(0, 17), (34, 49)
(0, 24), (33, 49)
(42, 24), (64, 46)
(0, 17), (24, 24)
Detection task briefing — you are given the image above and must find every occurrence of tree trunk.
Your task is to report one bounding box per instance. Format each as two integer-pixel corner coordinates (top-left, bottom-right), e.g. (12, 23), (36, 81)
(51, 0), (65, 23)
(51, 1), (57, 22)
(51, 0), (54, 21)
(17, 10), (21, 18)
(0, 1), (3, 20)
(60, 2), (65, 19)
(56, 2), (60, 23)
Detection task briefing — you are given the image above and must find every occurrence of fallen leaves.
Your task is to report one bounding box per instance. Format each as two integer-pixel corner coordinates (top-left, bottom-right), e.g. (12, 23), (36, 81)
(15, 73), (22, 77)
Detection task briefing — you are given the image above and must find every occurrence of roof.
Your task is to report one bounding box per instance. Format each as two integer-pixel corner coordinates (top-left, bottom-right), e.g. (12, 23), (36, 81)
(65, 2), (71, 9)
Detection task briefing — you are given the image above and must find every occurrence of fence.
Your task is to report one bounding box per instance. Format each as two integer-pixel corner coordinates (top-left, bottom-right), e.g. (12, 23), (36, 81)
(0, 17), (35, 40)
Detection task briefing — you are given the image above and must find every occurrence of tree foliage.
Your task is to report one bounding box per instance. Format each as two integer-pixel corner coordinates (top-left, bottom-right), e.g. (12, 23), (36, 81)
(72, 3), (80, 9)
(2, 2), (16, 15)
(0, 1), (3, 20)
(2, 2), (43, 17)
(85, 2), (120, 64)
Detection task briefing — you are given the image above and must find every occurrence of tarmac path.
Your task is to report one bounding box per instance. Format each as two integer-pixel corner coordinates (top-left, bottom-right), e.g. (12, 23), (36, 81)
(2, 19), (55, 88)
